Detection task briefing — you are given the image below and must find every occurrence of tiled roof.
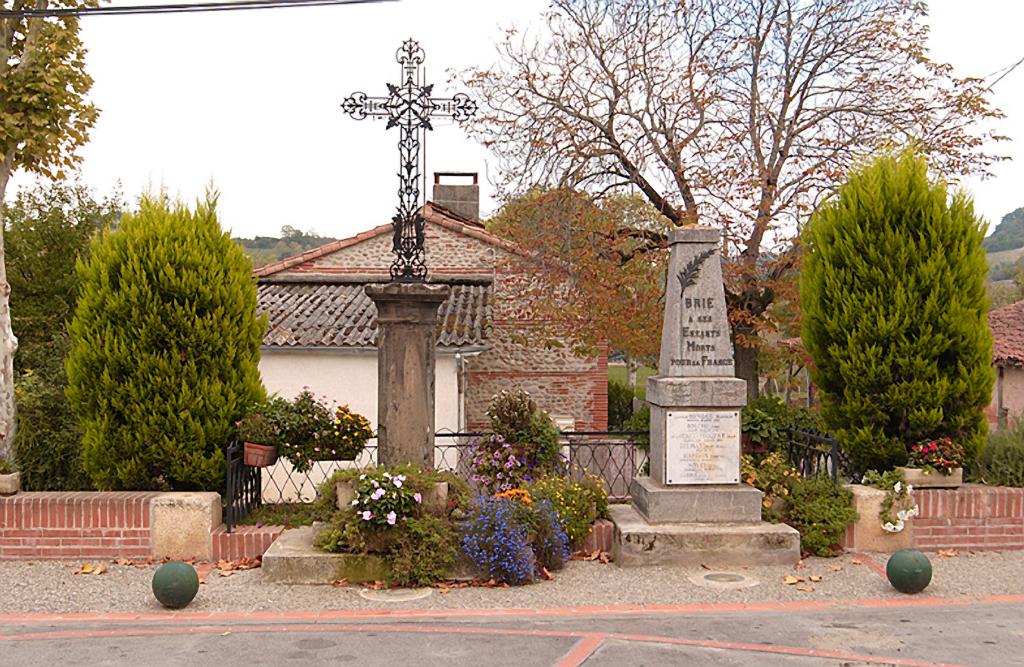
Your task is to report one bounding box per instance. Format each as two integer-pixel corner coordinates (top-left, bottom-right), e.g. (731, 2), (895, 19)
(990, 301), (1024, 367)
(258, 280), (491, 349)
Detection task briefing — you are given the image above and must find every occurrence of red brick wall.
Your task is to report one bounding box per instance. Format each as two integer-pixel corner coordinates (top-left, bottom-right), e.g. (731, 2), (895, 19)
(276, 218), (609, 430)
(0, 492), (158, 560)
(910, 486), (1024, 551)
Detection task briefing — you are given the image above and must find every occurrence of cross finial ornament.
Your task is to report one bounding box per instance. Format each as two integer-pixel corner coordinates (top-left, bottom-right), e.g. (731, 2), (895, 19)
(341, 39), (477, 282)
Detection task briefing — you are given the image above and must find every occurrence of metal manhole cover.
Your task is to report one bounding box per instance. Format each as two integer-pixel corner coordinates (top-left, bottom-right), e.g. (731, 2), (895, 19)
(358, 587), (433, 602)
(687, 571), (759, 589)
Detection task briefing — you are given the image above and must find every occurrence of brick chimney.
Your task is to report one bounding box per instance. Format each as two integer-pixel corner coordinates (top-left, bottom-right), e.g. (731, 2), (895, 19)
(432, 172), (480, 223)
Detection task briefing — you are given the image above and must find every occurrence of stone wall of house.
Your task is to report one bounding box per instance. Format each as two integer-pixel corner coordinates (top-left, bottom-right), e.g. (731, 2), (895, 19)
(988, 365), (1024, 426)
(275, 219), (608, 431)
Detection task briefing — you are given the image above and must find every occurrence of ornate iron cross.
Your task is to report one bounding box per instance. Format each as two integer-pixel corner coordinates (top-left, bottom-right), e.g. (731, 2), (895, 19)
(341, 39), (477, 282)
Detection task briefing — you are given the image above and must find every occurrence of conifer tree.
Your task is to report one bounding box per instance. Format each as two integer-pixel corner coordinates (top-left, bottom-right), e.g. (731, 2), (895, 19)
(66, 195), (265, 490)
(801, 152), (993, 474)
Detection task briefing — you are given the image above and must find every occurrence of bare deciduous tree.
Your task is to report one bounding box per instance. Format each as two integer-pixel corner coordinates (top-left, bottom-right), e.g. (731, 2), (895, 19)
(464, 0), (1004, 397)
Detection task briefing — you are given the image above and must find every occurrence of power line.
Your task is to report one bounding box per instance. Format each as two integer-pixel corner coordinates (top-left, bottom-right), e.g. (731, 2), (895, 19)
(0, 0), (395, 18)
(988, 54), (1024, 89)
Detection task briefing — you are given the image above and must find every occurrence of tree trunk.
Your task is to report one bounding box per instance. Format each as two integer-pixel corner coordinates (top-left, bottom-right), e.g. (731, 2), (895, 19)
(626, 356), (638, 390)
(0, 157), (20, 459)
(733, 337), (759, 402)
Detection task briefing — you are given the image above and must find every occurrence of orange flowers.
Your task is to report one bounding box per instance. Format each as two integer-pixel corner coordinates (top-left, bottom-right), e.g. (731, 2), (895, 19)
(493, 488), (532, 505)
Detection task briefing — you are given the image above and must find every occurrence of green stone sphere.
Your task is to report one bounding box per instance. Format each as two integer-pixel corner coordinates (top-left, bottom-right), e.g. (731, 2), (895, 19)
(152, 561), (200, 609)
(886, 549), (932, 594)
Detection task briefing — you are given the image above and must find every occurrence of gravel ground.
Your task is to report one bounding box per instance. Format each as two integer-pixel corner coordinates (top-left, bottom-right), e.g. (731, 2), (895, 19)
(1, 550), (1021, 614)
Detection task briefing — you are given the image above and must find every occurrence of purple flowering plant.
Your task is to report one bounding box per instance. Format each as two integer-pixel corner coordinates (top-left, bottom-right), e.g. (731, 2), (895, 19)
(348, 469), (421, 530)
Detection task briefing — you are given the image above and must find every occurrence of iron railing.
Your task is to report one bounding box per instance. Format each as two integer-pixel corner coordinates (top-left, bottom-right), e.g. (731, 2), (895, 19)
(782, 427), (849, 483)
(225, 431), (651, 530)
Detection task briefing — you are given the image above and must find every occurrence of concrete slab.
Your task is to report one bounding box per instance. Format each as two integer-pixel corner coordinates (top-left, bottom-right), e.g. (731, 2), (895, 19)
(261, 527), (389, 584)
(610, 504), (800, 567)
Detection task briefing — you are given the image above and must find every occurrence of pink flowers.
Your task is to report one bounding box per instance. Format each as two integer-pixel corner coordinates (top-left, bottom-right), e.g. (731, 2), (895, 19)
(361, 510), (373, 521)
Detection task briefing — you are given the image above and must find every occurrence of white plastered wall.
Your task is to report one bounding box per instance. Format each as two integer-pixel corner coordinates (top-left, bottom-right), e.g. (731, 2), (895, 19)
(257, 348), (461, 501)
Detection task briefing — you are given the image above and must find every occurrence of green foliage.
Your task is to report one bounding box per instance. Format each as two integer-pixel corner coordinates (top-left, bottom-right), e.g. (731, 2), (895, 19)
(742, 396), (825, 454)
(801, 152), (994, 475)
(982, 206), (1024, 253)
(607, 379), (634, 430)
(314, 464), (467, 586)
(13, 349), (91, 491)
(270, 391), (373, 472)
(1, 3), (98, 180)
(5, 180), (120, 371)
(526, 474), (608, 546)
(233, 226), (335, 267)
(742, 453), (857, 556)
(0, 453), (13, 474)
(470, 390), (562, 492)
(66, 195), (266, 490)
(388, 516), (458, 587)
(622, 403), (650, 449)
(785, 477), (858, 557)
(974, 424), (1024, 487)
(240, 503), (321, 528)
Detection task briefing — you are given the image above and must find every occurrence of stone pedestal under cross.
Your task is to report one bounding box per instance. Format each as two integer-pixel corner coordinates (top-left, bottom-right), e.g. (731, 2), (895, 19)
(610, 227), (800, 567)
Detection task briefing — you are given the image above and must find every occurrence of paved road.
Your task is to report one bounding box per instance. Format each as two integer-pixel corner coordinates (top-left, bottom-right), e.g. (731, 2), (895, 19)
(2, 596), (1022, 666)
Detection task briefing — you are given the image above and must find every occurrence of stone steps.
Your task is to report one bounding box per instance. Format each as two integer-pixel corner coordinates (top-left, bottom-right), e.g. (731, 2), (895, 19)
(610, 504), (800, 567)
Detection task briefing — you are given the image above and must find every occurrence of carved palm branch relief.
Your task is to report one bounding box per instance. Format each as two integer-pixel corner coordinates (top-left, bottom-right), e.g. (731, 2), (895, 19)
(676, 248), (716, 297)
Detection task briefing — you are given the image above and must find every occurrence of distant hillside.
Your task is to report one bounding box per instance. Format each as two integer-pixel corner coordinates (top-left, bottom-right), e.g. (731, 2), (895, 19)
(984, 206), (1024, 253)
(234, 225), (335, 268)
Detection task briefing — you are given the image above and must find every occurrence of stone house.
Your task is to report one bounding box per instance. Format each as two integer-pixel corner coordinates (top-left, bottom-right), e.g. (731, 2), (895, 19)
(988, 300), (1024, 426)
(254, 175), (609, 439)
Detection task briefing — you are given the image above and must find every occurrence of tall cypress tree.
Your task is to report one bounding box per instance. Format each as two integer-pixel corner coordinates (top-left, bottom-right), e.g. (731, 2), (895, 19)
(66, 195), (266, 490)
(801, 152), (993, 474)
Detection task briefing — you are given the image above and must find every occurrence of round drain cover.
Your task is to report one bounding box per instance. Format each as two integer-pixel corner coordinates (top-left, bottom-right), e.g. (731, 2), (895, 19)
(704, 572), (745, 583)
(687, 571), (759, 589)
(358, 587), (433, 602)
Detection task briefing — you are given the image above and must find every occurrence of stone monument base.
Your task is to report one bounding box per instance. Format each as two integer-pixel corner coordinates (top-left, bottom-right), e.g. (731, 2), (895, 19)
(610, 504), (800, 568)
(630, 478), (762, 524)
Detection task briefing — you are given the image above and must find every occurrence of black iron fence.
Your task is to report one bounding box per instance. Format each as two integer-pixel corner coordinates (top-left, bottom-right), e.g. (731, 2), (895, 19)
(782, 427), (849, 483)
(224, 431), (649, 531)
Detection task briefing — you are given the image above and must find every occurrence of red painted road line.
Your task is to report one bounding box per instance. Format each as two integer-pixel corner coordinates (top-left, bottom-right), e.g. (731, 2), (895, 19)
(1, 592), (1021, 626)
(555, 634), (606, 667)
(851, 551), (889, 579)
(0, 622), (963, 667)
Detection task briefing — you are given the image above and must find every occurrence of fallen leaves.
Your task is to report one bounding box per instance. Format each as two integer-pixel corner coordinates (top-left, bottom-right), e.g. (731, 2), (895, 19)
(330, 578), (349, 588)
(72, 562), (106, 576)
(809, 575), (823, 583)
(830, 564), (844, 572)
(571, 550), (612, 564)
(938, 549), (959, 559)
(851, 559), (863, 565)
(796, 586), (815, 593)
(783, 575), (804, 585)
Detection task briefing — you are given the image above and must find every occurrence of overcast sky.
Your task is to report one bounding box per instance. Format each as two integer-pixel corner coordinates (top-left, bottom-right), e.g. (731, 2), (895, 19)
(8, 0), (1024, 239)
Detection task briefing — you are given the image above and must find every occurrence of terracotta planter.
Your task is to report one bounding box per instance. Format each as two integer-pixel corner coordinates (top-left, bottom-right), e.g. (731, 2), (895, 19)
(0, 471), (20, 496)
(243, 442), (279, 467)
(897, 466), (962, 489)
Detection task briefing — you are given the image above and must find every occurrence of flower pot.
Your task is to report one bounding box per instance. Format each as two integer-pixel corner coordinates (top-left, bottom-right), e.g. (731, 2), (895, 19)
(243, 442), (279, 467)
(897, 466), (962, 489)
(0, 471), (20, 496)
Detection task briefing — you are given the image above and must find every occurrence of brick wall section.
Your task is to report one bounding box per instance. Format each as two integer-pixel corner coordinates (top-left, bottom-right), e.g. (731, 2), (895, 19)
(580, 518), (614, 554)
(0, 492), (160, 560)
(276, 217), (609, 430)
(910, 485), (1024, 551)
(212, 525), (285, 562)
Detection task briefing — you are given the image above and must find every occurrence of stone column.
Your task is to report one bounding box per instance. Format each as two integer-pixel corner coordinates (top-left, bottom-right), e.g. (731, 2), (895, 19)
(365, 282), (450, 468)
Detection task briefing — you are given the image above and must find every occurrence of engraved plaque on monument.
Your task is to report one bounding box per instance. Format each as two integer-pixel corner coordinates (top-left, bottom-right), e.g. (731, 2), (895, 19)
(664, 409), (741, 484)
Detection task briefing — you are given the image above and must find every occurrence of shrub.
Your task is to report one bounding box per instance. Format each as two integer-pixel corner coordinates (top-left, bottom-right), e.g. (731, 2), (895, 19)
(66, 195), (265, 490)
(974, 425), (1024, 487)
(388, 516), (458, 587)
(785, 477), (858, 557)
(13, 355), (91, 491)
(607, 379), (634, 430)
(526, 474), (607, 546)
(0, 453), (14, 475)
(742, 395), (825, 453)
(314, 464), (470, 586)
(469, 390), (563, 492)
(274, 390), (373, 472)
(742, 453), (857, 556)
(801, 151), (993, 475)
(907, 437), (965, 475)
(460, 496), (536, 585)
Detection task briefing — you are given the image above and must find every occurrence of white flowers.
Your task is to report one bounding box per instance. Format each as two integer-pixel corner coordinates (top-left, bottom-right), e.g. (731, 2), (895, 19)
(893, 481), (902, 494)
(386, 511), (397, 525)
(881, 505), (919, 533)
(413, 492), (422, 504)
(361, 510), (373, 521)
(351, 499), (359, 506)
